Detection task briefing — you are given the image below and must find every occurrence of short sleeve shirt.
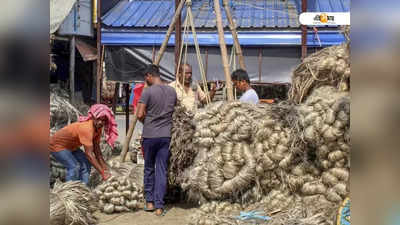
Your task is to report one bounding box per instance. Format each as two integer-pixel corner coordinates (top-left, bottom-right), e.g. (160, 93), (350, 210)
(49, 120), (101, 152)
(239, 89), (259, 104)
(139, 84), (177, 138)
(169, 81), (205, 112)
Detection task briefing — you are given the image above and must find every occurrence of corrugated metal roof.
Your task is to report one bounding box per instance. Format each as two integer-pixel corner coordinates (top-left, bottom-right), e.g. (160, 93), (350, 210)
(102, 0), (302, 28)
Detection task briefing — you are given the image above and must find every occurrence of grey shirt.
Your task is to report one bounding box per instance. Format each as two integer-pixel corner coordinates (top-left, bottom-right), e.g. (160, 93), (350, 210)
(139, 84), (177, 138)
(239, 88), (259, 104)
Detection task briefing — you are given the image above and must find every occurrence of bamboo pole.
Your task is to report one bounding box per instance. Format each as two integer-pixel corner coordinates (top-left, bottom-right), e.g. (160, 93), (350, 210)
(121, 1), (186, 162)
(214, 0), (234, 101)
(222, 0), (246, 70)
(154, 0), (186, 66)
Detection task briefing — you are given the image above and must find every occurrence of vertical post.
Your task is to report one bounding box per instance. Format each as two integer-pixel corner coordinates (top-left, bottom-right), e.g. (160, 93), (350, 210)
(214, 0), (234, 101)
(96, 0), (102, 103)
(205, 47), (209, 80)
(152, 45), (156, 62)
(69, 36), (76, 104)
(258, 48), (262, 82)
(222, 0), (246, 70)
(112, 82), (119, 115)
(175, 0), (182, 70)
(301, 0), (307, 60)
(125, 83), (130, 135)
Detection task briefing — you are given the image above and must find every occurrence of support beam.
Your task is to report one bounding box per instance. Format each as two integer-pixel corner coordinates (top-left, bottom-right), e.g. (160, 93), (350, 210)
(125, 83), (130, 135)
(175, 0), (182, 71)
(301, 0), (307, 60)
(214, 0), (234, 101)
(154, 0), (185, 65)
(222, 0), (246, 70)
(258, 48), (262, 82)
(96, 0), (102, 103)
(69, 36), (76, 104)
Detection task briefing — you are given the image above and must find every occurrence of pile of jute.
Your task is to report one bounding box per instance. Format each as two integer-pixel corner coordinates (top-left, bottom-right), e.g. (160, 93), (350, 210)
(50, 181), (98, 225)
(168, 86), (349, 225)
(288, 42), (350, 104)
(90, 158), (145, 214)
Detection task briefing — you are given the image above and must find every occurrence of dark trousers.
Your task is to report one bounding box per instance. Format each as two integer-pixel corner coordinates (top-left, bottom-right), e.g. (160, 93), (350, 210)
(51, 149), (91, 185)
(142, 137), (171, 209)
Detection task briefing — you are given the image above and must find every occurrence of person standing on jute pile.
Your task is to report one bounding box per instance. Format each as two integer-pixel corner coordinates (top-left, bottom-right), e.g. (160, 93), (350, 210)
(136, 64), (177, 216)
(231, 69), (260, 104)
(169, 63), (219, 112)
(49, 104), (118, 185)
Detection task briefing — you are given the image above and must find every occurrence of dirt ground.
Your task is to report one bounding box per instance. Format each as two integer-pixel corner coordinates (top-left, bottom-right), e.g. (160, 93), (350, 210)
(96, 203), (197, 225)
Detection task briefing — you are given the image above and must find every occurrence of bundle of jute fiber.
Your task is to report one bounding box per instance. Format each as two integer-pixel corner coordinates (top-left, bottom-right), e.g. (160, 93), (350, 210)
(181, 101), (299, 204)
(297, 86), (350, 203)
(288, 42), (350, 104)
(93, 175), (144, 214)
(50, 84), (81, 132)
(188, 201), (244, 225)
(50, 181), (98, 225)
(88, 157), (144, 190)
(169, 104), (196, 186)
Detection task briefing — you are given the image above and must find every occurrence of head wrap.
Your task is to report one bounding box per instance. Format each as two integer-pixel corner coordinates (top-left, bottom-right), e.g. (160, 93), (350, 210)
(79, 104), (118, 148)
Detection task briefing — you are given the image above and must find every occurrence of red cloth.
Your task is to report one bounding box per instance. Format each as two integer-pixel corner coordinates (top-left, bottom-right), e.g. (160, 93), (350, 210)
(131, 83), (145, 113)
(79, 104), (118, 148)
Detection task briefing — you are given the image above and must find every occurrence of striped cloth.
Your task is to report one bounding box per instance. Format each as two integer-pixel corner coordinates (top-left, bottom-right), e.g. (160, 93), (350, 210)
(79, 104), (118, 148)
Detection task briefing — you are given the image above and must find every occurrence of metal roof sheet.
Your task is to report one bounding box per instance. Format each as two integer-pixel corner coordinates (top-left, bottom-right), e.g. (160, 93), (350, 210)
(102, 0), (349, 29)
(102, 0), (303, 28)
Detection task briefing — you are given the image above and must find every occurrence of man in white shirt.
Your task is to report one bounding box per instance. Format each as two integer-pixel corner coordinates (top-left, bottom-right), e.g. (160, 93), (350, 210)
(231, 69), (259, 104)
(169, 63), (217, 112)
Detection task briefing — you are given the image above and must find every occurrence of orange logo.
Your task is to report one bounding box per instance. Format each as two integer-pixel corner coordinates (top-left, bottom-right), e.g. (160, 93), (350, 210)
(320, 13), (328, 23)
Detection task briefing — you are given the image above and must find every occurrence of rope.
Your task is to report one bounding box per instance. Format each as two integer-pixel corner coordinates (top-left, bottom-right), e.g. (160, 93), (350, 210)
(187, 6), (211, 104)
(175, 8), (190, 102)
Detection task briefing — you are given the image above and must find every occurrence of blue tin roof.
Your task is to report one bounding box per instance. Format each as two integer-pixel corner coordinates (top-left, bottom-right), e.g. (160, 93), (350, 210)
(102, 0), (300, 28)
(102, 0), (349, 29)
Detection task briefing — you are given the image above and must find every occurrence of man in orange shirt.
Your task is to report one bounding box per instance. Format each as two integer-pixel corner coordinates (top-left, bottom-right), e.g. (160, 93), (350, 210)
(49, 104), (118, 184)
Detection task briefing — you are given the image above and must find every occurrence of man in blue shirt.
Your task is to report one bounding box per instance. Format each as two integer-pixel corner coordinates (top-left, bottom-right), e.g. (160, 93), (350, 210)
(231, 69), (259, 104)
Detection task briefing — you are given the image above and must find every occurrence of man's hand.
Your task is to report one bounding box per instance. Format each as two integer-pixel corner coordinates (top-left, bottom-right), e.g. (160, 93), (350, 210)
(102, 169), (111, 181)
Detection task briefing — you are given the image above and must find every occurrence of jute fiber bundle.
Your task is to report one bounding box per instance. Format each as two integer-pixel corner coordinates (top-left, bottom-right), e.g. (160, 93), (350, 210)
(50, 181), (98, 225)
(169, 104), (196, 186)
(90, 158), (144, 214)
(181, 101), (302, 204)
(288, 43), (350, 104)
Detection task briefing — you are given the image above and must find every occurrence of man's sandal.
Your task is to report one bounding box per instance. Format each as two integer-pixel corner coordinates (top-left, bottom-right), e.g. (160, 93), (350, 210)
(155, 208), (167, 217)
(143, 205), (156, 212)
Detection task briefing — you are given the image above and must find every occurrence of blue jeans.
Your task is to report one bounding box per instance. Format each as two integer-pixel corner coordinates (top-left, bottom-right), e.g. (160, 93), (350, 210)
(51, 149), (91, 185)
(142, 138), (171, 209)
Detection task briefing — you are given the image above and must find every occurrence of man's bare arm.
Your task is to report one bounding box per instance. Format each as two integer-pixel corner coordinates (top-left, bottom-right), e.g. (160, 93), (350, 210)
(84, 145), (109, 180)
(137, 103), (146, 122)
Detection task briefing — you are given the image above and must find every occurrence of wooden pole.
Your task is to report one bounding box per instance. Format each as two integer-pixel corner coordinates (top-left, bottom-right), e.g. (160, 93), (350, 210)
(175, 0), (182, 70)
(125, 83), (130, 135)
(301, 0), (307, 60)
(121, 0), (185, 162)
(222, 0), (246, 70)
(96, 0), (102, 103)
(112, 82), (119, 115)
(69, 36), (76, 105)
(205, 47), (209, 80)
(154, 0), (185, 65)
(258, 48), (262, 82)
(214, 0), (234, 101)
